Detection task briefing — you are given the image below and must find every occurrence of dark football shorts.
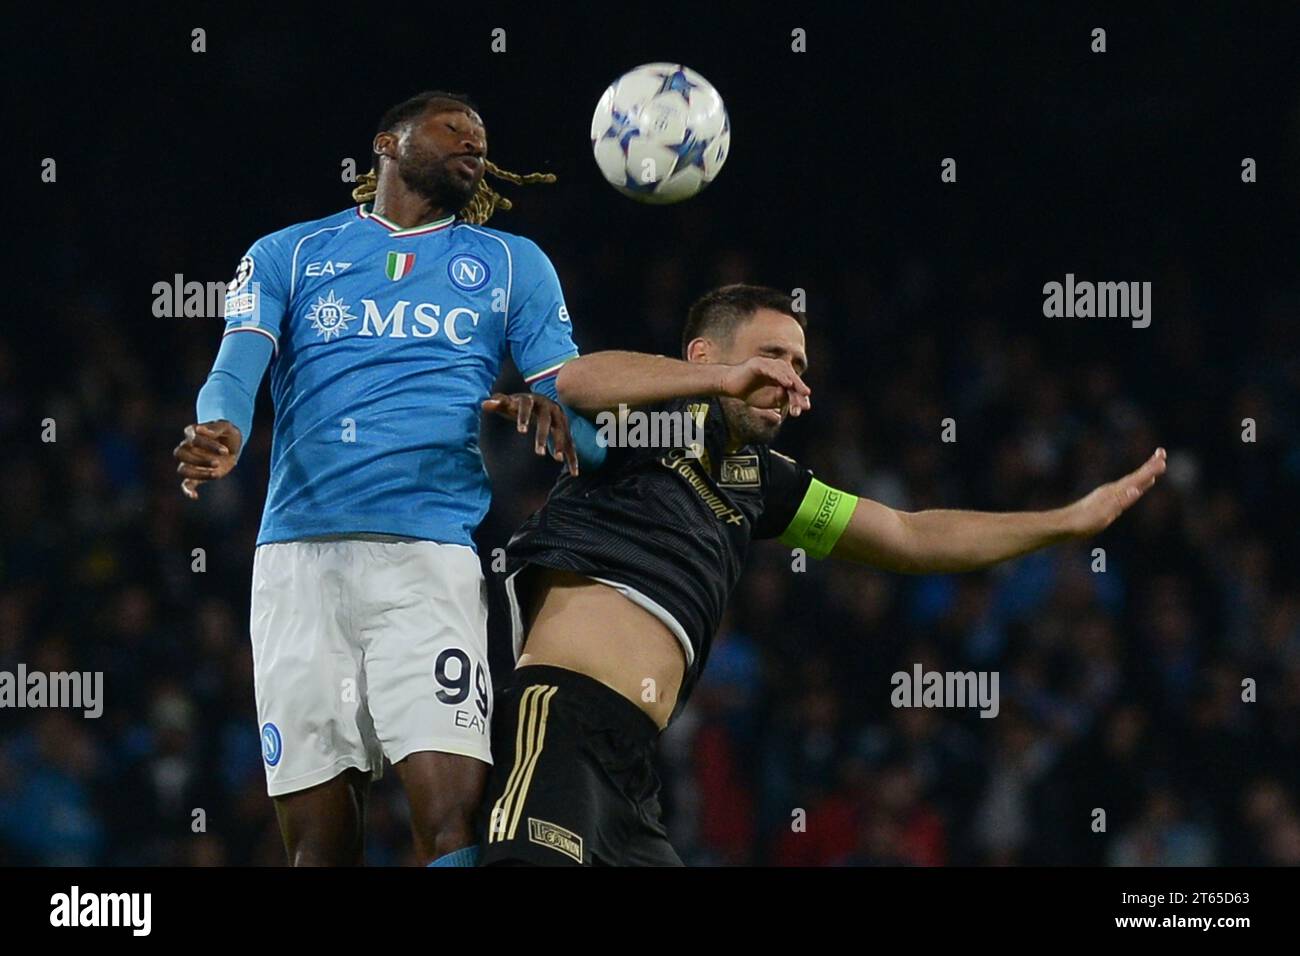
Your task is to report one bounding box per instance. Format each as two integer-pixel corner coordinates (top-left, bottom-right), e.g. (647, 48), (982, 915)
(481, 664), (682, 866)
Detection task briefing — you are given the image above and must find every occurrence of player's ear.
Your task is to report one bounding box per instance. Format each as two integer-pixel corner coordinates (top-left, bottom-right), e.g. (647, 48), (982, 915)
(373, 131), (398, 161)
(685, 337), (713, 364)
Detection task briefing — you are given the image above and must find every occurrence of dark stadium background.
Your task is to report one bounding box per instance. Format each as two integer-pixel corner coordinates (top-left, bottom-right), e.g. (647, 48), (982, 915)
(4, 4), (1300, 865)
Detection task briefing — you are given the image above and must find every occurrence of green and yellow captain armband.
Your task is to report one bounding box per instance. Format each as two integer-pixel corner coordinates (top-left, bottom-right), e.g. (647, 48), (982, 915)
(779, 478), (859, 560)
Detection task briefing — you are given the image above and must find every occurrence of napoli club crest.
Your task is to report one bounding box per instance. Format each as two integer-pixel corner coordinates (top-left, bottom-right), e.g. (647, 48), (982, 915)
(448, 254), (490, 291)
(261, 722), (283, 766)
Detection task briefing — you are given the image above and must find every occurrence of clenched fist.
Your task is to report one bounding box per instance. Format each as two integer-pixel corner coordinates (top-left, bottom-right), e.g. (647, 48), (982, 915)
(174, 420), (243, 499)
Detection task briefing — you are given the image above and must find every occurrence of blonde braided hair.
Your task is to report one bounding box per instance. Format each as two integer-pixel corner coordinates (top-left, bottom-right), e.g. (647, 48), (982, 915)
(351, 160), (556, 225)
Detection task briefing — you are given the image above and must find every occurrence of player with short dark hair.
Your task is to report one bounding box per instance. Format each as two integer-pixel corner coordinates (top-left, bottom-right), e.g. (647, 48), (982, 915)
(679, 283), (804, 355)
(173, 90), (602, 866)
(481, 283), (1166, 865)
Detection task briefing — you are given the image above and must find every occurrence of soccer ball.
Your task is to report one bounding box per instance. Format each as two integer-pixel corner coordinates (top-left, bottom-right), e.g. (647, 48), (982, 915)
(590, 63), (731, 204)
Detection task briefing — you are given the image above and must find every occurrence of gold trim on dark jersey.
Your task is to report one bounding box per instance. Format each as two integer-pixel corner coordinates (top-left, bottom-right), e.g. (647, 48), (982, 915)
(658, 449), (746, 525)
(488, 684), (558, 843)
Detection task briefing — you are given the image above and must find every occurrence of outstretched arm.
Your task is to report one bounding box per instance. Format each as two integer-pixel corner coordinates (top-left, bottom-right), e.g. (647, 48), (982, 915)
(175, 329), (273, 499)
(827, 448), (1167, 573)
(556, 351), (811, 418)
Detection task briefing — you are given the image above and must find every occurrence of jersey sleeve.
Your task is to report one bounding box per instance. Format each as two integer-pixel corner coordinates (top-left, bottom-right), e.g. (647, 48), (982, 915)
(753, 450), (816, 540)
(528, 373), (608, 471)
(221, 231), (292, 353)
(756, 451), (860, 559)
(195, 329), (273, 447)
(506, 238), (580, 386)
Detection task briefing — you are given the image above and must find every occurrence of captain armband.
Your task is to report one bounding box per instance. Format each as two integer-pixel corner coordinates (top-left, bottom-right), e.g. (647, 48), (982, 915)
(778, 478), (859, 560)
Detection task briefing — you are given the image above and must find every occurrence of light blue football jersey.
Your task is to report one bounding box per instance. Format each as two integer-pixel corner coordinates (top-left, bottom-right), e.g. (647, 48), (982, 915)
(221, 204), (579, 547)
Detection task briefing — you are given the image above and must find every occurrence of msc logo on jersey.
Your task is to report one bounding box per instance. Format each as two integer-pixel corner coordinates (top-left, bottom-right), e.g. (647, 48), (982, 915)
(357, 299), (481, 344)
(306, 290), (356, 341)
(261, 723), (283, 766)
(448, 254), (490, 291)
(305, 292), (483, 345)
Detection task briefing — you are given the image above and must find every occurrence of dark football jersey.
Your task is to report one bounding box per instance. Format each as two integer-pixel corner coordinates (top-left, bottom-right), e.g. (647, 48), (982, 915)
(505, 396), (814, 716)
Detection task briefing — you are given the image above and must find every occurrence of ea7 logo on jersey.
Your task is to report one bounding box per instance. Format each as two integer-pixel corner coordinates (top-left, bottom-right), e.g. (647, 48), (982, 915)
(304, 260), (352, 277)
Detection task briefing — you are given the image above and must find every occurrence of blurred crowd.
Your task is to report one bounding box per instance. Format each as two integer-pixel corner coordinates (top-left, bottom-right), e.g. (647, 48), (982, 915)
(2, 225), (1299, 865)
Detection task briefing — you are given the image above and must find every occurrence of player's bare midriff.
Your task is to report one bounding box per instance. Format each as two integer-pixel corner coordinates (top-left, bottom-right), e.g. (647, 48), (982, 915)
(517, 568), (686, 729)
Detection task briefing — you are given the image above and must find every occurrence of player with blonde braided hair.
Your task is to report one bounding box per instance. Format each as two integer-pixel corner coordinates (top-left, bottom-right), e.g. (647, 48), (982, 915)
(175, 90), (604, 867)
(351, 159), (556, 226)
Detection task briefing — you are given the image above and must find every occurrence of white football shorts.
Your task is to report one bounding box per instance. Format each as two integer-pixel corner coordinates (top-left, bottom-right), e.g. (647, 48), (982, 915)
(249, 538), (493, 797)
